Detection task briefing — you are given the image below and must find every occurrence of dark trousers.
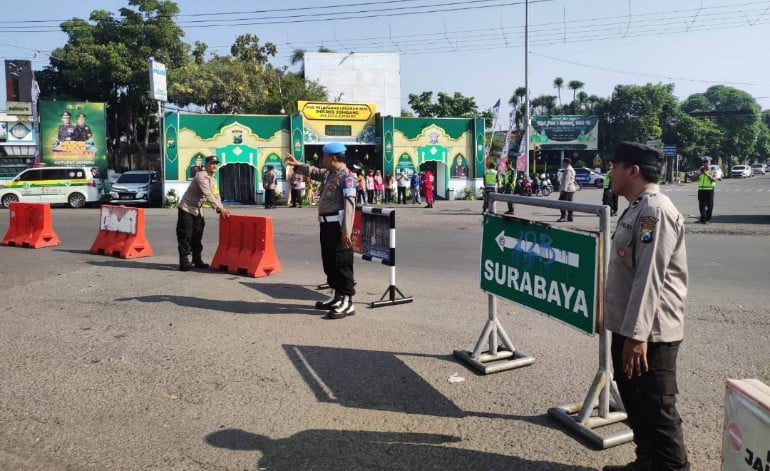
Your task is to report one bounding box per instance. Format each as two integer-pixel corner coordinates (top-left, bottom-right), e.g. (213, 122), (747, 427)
(602, 189), (618, 214)
(291, 188), (302, 207)
(697, 190), (714, 222)
(357, 189), (366, 206)
(265, 189), (275, 208)
(176, 209), (205, 261)
(482, 187), (496, 212)
(502, 185), (514, 212)
(559, 191), (574, 220)
(320, 222), (355, 296)
(397, 187), (407, 204)
(385, 188), (393, 204)
(366, 189), (374, 204)
(612, 334), (690, 470)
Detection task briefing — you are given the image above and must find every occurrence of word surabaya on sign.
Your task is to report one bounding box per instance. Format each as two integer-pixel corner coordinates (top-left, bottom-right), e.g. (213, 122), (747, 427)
(482, 260), (589, 317)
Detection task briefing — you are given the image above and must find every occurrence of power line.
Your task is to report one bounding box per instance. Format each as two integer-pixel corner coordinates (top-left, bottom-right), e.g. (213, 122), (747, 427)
(530, 51), (770, 88)
(0, 0), (554, 32)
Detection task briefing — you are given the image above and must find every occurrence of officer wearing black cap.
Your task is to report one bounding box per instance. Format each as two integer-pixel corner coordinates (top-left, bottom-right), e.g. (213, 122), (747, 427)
(57, 111), (75, 141)
(602, 142), (690, 471)
(177, 156), (231, 271)
(284, 143), (356, 319)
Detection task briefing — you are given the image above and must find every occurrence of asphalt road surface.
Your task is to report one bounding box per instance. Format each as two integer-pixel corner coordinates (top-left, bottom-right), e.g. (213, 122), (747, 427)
(0, 175), (768, 470)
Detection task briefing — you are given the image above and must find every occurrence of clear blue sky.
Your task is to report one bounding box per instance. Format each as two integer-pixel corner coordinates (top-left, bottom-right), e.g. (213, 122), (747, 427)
(1, 0), (768, 118)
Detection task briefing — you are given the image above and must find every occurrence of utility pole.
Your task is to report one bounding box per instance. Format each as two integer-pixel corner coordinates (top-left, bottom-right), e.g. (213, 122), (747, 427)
(523, 0), (530, 178)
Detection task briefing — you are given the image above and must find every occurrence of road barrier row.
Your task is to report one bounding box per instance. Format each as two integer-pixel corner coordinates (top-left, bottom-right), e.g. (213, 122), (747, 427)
(210, 214), (281, 277)
(90, 205), (153, 259)
(1, 202), (61, 248)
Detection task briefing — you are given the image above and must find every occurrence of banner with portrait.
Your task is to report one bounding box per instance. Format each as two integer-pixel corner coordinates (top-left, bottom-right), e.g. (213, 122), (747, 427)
(40, 101), (107, 171)
(450, 154), (468, 178)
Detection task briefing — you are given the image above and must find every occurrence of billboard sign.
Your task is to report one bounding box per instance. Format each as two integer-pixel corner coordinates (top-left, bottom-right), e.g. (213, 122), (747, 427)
(480, 215), (601, 335)
(530, 115), (598, 151)
(4, 59), (33, 102)
(148, 58), (167, 102)
(298, 101), (375, 121)
(6, 101), (33, 116)
(40, 101), (107, 170)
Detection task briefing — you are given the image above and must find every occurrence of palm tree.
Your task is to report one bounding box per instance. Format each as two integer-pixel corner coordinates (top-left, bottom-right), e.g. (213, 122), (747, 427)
(553, 77), (564, 109)
(290, 47), (335, 78)
(568, 80), (585, 113)
(576, 91), (588, 113)
(508, 87), (527, 130)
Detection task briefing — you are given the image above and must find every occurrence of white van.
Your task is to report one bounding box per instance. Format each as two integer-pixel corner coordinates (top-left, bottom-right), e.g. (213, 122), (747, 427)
(0, 166), (103, 208)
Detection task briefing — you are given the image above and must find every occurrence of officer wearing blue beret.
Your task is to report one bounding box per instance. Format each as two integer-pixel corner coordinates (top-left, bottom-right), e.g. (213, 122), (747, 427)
(285, 143), (357, 319)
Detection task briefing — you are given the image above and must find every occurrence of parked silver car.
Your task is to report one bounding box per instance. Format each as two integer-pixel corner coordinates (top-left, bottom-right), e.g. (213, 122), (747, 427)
(108, 170), (162, 206)
(730, 165), (752, 178)
(751, 163), (767, 176)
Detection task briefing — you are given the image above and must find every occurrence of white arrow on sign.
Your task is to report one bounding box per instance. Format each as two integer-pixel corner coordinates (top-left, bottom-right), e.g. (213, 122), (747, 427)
(495, 230), (580, 268)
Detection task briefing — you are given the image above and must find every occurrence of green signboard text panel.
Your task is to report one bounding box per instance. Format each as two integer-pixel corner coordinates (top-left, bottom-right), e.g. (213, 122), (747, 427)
(480, 215), (600, 335)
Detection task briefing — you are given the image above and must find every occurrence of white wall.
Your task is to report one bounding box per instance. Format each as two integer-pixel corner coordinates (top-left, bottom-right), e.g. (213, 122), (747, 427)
(304, 53), (401, 117)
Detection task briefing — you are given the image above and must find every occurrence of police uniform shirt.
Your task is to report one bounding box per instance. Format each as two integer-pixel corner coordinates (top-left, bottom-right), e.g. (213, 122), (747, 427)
(178, 171), (225, 217)
(560, 166), (578, 192)
(295, 164), (356, 236)
(603, 188), (688, 342)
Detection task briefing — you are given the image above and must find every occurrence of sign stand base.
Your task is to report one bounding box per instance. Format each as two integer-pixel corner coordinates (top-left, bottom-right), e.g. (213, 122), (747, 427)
(370, 284), (413, 308)
(548, 333), (633, 449)
(454, 295), (535, 374)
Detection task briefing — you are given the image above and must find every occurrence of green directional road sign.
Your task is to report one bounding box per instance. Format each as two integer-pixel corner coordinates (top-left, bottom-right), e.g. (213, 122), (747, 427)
(480, 215), (601, 335)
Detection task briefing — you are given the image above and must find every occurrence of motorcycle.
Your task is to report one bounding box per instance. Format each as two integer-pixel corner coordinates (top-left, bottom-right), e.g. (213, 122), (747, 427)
(533, 174), (553, 197)
(514, 176), (533, 196)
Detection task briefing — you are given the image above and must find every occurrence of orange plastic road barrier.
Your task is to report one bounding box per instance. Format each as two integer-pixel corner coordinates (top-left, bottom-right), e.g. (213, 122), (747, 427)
(211, 214), (281, 277)
(90, 205), (153, 259)
(1, 202), (61, 248)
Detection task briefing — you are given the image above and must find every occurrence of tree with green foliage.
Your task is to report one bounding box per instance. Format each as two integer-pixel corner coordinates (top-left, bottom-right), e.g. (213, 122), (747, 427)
(407, 91), (480, 118)
(172, 34), (326, 115)
(596, 83), (679, 148)
(37, 0), (189, 168)
(553, 77), (564, 109)
(680, 85), (762, 167)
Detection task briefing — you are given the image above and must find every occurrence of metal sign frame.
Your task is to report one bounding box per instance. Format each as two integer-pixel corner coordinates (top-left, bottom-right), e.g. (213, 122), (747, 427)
(454, 192), (632, 449)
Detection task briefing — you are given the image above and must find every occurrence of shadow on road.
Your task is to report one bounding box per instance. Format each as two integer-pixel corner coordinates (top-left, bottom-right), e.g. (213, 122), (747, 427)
(115, 294), (321, 315)
(85, 259), (179, 271)
(241, 281), (324, 301)
(707, 214), (770, 225)
(281, 345), (585, 436)
(204, 428), (596, 470)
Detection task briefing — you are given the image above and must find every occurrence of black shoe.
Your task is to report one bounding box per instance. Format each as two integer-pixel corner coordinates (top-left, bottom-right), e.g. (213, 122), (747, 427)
(315, 290), (341, 310)
(193, 261), (209, 269)
(602, 459), (650, 470)
(504, 210), (514, 215)
(179, 256), (194, 271)
(567, 218), (573, 222)
(326, 296), (355, 319)
(556, 217), (567, 222)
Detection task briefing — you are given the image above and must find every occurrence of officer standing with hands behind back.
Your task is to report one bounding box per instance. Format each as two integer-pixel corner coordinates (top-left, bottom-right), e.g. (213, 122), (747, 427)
(284, 143), (357, 320)
(602, 142), (690, 471)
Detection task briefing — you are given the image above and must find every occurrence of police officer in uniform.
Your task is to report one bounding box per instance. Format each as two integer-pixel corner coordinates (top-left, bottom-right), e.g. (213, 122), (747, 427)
(482, 161), (498, 214)
(502, 160), (517, 215)
(602, 142), (690, 471)
(696, 163), (716, 224)
(177, 156), (231, 271)
(602, 162), (619, 216)
(285, 143), (356, 319)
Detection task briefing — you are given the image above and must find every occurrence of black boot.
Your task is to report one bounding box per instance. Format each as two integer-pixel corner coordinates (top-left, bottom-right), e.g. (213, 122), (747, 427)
(179, 255), (195, 271)
(191, 254), (209, 269)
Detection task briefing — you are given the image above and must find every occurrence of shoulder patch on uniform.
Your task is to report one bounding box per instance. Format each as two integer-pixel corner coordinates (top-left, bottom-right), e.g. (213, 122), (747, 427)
(639, 215), (658, 243)
(342, 173), (357, 198)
